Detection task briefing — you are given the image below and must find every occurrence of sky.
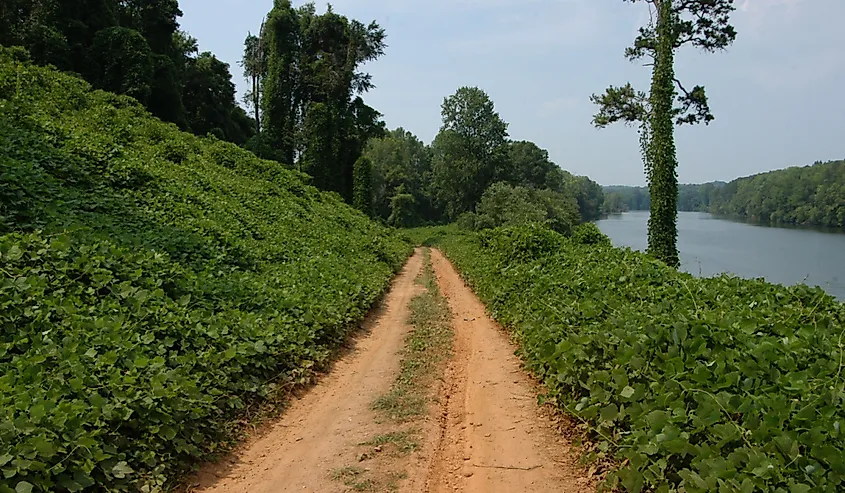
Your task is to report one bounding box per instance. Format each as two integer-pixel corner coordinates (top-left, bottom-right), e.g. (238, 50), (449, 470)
(178, 0), (845, 186)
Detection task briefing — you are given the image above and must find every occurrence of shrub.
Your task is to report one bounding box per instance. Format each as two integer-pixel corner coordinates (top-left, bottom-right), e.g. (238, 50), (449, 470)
(469, 182), (580, 235)
(572, 222), (612, 246)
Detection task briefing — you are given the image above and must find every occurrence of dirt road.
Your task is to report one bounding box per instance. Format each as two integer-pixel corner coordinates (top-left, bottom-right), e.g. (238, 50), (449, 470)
(191, 250), (426, 493)
(425, 249), (591, 493)
(191, 248), (591, 493)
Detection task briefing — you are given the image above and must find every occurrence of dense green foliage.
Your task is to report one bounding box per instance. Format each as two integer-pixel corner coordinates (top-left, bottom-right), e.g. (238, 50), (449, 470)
(259, 1), (386, 201)
(427, 225), (845, 493)
(0, 0), (254, 145)
(605, 159), (845, 230)
(592, 0), (737, 267)
(646, 0), (680, 267)
(365, 128), (438, 225)
(362, 90), (604, 228)
(430, 87), (510, 220)
(708, 160), (845, 229)
(353, 156), (373, 215)
(0, 50), (410, 492)
(457, 182), (579, 235)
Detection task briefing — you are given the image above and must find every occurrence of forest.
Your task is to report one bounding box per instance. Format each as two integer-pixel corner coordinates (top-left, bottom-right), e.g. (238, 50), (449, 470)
(603, 159), (845, 230)
(0, 0), (602, 229)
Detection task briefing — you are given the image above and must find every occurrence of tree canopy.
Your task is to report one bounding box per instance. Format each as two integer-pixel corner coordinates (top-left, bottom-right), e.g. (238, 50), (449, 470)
(431, 87), (510, 220)
(258, 0), (386, 201)
(363, 87), (603, 228)
(0, 0), (254, 145)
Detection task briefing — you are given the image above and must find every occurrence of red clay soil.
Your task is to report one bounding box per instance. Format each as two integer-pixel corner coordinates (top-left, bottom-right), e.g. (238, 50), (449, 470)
(188, 248), (593, 493)
(423, 248), (592, 493)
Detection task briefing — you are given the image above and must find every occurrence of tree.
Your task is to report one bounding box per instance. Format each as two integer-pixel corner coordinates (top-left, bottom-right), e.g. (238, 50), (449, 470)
(352, 156), (373, 215)
(181, 52), (255, 145)
(260, 1), (386, 195)
(90, 27), (154, 104)
(387, 192), (418, 228)
(301, 101), (341, 190)
(364, 128), (434, 224)
(505, 141), (555, 189)
(431, 87), (509, 219)
(241, 31), (266, 134)
(591, 0), (737, 267)
(261, 0), (300, 165)
(119, 0), (181, 54)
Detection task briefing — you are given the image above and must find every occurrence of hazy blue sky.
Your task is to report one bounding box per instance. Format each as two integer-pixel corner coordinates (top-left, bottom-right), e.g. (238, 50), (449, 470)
(179, 0), (844, 186)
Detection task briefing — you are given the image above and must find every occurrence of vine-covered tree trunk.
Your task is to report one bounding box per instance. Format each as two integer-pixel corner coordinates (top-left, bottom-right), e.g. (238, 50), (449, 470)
(262, 0), (299, 166)
(353, 156), (373, 216)
(646, 0), (680, 267)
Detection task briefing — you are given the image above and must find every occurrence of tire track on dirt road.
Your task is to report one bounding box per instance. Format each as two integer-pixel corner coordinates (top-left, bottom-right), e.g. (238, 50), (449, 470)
(189, 248), (592, 492)
(191, 249), (426, 493)
(426, 248), (592, 493)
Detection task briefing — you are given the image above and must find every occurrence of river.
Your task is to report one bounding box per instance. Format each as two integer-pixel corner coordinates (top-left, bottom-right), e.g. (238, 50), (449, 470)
(596, 211), (845, 300)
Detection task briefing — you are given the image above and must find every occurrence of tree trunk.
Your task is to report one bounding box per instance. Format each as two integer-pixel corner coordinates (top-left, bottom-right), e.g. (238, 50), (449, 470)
(646, 0), (680, 267)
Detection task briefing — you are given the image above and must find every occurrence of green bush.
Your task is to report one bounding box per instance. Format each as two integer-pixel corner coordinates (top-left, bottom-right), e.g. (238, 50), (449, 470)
(435, 226), (845, 493)
(572, 222), (612, 246)
(467, 182), (579, 235)
(0, 48), (410, 492)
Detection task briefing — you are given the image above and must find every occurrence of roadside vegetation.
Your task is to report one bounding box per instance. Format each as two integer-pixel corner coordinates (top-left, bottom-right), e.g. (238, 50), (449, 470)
(4, 1), (844, 492)
(0, 48), (410, 493)
(420, 223), (845, 492)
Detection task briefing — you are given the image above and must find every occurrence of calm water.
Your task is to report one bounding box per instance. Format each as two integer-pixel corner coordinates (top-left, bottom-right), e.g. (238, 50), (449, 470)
(596, 211), (845, 300)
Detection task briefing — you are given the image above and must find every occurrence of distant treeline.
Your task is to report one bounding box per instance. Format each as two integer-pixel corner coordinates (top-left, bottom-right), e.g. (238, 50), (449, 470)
(603, 159), (845, 229)
(362, 88), (605, 231)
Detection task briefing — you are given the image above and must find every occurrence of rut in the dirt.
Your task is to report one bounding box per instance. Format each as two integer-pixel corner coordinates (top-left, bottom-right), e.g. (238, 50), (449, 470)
(190, 250), (428, 493)
(188, 249), (592, 493)
(424, 249), (592, 493)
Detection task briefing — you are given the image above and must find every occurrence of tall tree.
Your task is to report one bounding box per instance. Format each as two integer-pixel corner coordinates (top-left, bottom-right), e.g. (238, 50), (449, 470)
(182, 52), (254, 145)
(431, 86), (509, 219)
(241, 31), (266, 134)
(119, 0), (181, 54)
(591, 0), (736, 267)
(90, 26), (154, 104)
(260, 1), (386, 199)
(262, 0), (301, 165)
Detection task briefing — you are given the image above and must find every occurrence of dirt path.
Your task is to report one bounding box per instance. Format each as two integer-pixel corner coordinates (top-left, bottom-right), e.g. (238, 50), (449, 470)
(190, 248), (592, 493)
(192, 249), (427, 493)
(425, 249), (591, 493)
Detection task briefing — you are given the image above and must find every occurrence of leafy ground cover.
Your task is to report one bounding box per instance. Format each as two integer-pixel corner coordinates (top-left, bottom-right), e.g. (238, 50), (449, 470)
(0, 47), (410, 492)
(425, 223), (845, 492)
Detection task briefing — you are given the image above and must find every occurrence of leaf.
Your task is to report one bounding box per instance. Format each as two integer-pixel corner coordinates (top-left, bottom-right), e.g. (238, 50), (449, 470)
(111, 461), (134, 479)
(621, 386), (635, 399)
(600, 404), (619, 422)
(15, 482), (33, 493)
